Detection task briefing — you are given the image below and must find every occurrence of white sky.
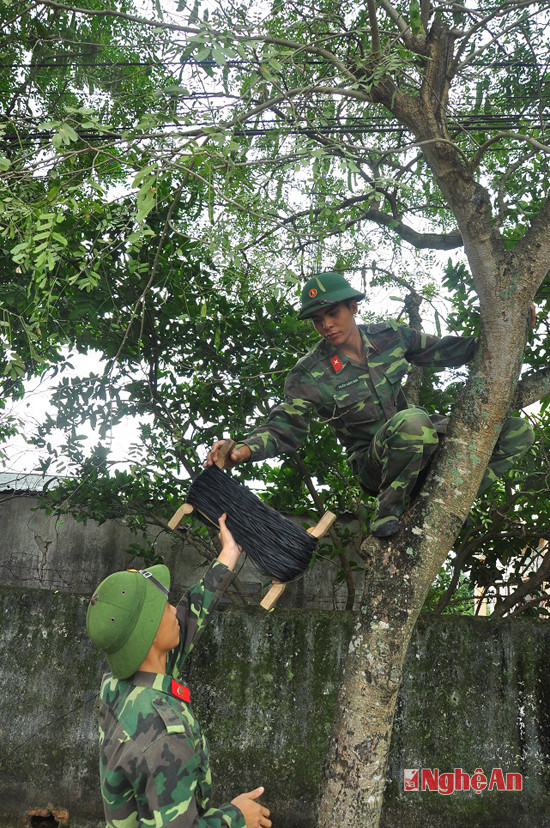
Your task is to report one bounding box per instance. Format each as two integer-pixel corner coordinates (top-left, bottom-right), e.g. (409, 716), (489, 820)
(3, 351), (150, 475)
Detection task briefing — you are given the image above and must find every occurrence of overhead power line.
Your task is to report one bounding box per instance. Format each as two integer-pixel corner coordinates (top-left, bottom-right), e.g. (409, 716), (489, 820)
(0, 112), (547, 144)
(0, 57), (546, 71)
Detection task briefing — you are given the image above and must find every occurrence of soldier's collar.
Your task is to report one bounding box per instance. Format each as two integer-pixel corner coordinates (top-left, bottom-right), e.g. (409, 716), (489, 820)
(360, 329), (380, 353)
(327, 332), (377, 370)
(129, 670), (191, 702)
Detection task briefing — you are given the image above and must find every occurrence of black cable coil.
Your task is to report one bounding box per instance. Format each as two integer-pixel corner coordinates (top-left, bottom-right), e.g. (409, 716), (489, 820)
(186, 465), (316, 582)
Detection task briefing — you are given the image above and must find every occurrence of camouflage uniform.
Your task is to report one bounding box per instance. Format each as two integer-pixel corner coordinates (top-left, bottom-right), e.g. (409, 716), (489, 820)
(97, 560), (245, 828)
(238, 322), (534, 528)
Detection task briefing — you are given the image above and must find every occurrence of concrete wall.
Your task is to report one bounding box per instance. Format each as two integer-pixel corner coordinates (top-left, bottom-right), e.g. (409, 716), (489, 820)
(1, 586), (549, 828)
(0, 491), (364, 610)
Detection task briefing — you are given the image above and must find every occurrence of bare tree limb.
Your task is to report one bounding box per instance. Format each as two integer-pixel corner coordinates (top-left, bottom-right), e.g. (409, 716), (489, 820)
(454, 1), (543, 70)
(513, 365), (550, 409)
(473, 132), (550, 169)
(377, 0), (425, 53)
(366, 0), (381, 54)
(491, 542), (550, 618)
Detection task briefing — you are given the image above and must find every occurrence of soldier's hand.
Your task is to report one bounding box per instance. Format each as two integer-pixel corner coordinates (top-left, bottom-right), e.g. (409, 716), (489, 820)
(231, 787), (271, 828)
(216, 513), (241, 571)
(206, 440), (251, 468)
(528, 302), (536, 329)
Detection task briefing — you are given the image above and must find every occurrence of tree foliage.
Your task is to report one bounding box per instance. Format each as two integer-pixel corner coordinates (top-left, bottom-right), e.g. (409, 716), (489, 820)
(3, 2), (550, 823)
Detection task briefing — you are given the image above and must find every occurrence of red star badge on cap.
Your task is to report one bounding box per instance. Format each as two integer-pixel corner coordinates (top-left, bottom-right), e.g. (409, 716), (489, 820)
(331, 355), (343, 373)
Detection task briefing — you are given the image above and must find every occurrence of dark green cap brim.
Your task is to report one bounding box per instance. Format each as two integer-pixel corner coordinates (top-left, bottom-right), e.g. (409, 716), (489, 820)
(298, 289), (365, 319)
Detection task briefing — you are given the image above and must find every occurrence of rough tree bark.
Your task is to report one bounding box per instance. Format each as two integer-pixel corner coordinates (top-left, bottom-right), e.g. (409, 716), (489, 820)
(318, 13), (550, 828)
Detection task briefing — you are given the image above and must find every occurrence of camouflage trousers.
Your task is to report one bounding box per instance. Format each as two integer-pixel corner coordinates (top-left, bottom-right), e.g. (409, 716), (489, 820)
(351, 408), (535, 530)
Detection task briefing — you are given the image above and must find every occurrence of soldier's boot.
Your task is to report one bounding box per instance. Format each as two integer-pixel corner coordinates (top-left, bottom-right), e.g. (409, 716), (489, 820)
(477, 417), (535, 496)
(369, 408), (439, 538)
(370, 515), (402, 538)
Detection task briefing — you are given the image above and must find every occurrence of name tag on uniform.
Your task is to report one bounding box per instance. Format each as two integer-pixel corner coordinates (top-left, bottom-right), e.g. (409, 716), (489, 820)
(336, 378), (360, 390)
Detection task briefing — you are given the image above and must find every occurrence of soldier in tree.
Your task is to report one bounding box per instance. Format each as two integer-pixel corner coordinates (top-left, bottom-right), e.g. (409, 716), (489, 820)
(86, 514), (271, 828)
(207, 272), (534, 538)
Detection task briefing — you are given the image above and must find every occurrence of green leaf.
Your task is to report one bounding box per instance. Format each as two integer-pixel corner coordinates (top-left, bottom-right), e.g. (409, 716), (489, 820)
(136, 192), (156, 222)
(435, 310), (442, 338)
(410, 0), (425, 35)
(10, 242), (28, 255)
(60, 123), (79, 142)
(211, 47), (226, 66)
(195, 46), (211, 62)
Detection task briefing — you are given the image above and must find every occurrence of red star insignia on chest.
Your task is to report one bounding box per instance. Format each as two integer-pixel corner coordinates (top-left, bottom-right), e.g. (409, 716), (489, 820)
(331, 355), (343, 373)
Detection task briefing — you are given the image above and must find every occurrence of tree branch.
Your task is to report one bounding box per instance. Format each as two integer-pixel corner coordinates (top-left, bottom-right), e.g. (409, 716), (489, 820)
(491, 541), (550, 618)
(366, 0), (380, 54)
(236, 191), (463, 252)
(513, 365), (550, 409)
(359, 207), (462, 249)
(473, 131), (550, 170)
(377, 0), (425, 53)
(511, 198), (550, 291)
(507, 590), (550, 619)
(431, 542), (473, 616)
(454, 1), (543, 70)
(38, 0), (195, 33)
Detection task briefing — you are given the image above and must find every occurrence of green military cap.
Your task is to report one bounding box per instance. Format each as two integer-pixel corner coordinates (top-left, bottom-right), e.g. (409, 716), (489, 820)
(86, 565), (170, 679)
(298, 271), (365, 319)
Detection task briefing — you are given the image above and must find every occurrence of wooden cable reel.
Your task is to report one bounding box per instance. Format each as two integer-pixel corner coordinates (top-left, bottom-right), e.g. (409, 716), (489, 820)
(168, 440), (336, 609)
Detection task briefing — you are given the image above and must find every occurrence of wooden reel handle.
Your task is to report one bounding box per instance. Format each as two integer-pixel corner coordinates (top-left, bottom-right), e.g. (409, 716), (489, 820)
(259, 511), (337, 610)
(215, 438), (236, 470)
(168, 438), (236, 529)
(168, 502), (194, 530)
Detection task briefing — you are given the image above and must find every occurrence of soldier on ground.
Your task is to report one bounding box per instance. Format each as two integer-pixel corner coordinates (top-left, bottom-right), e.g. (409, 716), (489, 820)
(86, 514), (271, 828)
(207, 271), (534, 538)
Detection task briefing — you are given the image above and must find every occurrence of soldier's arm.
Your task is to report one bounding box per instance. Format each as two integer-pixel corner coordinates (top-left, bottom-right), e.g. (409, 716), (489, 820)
(401, 325), (477, 369)
(401, 303), (535, 368)
(237, 398), (313, 460)
(141, 733), (246, 827)
(167, 559), (234, 677)
(206, 365), (317, 466)
(235, 367), (317, 462)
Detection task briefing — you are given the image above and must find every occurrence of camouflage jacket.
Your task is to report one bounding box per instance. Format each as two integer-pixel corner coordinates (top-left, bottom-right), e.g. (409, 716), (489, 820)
(97, 560), (245, 828)
(241, 322), (477, 463)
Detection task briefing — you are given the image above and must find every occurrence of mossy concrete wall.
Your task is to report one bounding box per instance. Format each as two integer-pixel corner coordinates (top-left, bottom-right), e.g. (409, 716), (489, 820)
(1, 587), (549, 827)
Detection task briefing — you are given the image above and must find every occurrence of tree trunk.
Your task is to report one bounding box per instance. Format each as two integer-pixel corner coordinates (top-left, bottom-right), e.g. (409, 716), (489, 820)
(318, 531), (422, 825)
(318, 356), (520, 826)
(317, 192), (550, 820)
